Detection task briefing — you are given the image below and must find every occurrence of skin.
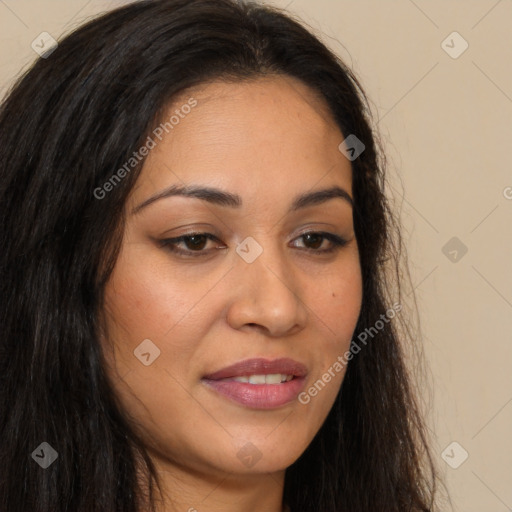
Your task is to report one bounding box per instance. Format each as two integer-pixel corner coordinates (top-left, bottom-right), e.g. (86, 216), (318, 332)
(101, 75), (363, 512)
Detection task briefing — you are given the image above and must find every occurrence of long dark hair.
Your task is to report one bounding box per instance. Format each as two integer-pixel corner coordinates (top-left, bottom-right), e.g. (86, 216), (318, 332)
(0, 0), (441, 510)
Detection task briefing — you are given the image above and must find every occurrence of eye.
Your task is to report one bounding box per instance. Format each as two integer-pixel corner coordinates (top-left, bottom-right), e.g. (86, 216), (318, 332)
(291, 231), (349, 254)
(159, 231), (349, 258)
(159, 233), (225, 257)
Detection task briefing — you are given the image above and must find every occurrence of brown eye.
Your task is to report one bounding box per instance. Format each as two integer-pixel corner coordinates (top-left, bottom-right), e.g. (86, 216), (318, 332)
(160, 232), (226, 258)
(183, 234), (209, 251)
(302, 232), (323, 250)
(292, 231), (349, 254)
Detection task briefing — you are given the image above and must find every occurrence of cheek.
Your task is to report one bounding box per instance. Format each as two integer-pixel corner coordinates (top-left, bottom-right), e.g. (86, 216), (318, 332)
(102, 241), (218, 359)
(299, 260), (362, 415)
(100, 240), (230, 423)
(100, 246), (215, 453)
(314, 258), (363, 350)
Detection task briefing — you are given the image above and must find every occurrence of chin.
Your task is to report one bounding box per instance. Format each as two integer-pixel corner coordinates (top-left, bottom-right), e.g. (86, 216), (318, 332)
(218, 436), (309, 475)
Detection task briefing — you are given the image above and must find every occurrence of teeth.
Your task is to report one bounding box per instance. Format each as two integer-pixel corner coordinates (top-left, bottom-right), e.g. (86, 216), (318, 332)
(261, 374), (281, 384)
(231, 374), (294, 384)
(249, 374), (267, 384)
(233, 375), (250, 383)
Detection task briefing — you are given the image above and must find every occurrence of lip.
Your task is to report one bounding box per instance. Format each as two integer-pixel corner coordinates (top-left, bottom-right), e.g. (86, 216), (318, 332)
(203, 357), (308, 380)
(202, 358), (308, 410)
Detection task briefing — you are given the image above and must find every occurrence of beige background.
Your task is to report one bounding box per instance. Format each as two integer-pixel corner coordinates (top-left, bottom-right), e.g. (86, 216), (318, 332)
(1, 1), (511, 510)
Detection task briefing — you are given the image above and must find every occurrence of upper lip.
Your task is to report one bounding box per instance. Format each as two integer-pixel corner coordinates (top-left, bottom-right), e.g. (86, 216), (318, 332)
(203, 358), (308, 380)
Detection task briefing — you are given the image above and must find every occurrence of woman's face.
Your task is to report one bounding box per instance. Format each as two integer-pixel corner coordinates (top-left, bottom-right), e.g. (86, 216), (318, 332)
(102, 75), (362, 481)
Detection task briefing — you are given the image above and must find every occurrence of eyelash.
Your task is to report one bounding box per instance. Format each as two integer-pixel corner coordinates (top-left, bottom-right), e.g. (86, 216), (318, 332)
(159, 231), (349, 258)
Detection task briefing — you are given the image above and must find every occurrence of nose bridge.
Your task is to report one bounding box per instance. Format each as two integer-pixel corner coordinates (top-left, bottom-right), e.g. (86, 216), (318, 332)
(227, 233), (307, 335)
(237, 233), (292, 289)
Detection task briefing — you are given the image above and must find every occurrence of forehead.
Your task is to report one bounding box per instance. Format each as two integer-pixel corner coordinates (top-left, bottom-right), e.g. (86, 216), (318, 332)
(166, 74), (342, 152)
(130, 75), (352, 209)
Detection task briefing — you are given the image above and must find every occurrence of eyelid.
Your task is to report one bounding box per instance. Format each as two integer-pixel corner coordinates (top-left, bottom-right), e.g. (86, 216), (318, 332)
(290, 231), (349, 252)
(159, 230), (349, 258)
(159, 232), (224, 257)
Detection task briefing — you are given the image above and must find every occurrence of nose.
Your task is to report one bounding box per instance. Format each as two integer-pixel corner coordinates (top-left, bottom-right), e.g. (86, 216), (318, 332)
(225, 239), (308, 338)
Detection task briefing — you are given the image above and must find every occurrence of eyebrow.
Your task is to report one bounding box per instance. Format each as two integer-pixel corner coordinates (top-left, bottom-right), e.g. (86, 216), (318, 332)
(131, 183), (353, 215)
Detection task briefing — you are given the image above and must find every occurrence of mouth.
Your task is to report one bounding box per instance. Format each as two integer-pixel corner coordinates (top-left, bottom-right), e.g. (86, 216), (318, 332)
(222, 373), (295, 384)
(201, 358), (308, 410)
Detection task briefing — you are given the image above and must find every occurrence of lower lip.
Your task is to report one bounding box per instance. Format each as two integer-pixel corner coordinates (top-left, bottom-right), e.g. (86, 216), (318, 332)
(202, 377), (306, 409)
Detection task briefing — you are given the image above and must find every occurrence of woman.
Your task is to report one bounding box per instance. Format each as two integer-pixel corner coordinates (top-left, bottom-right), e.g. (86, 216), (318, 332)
(0, 0), (441, 510)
